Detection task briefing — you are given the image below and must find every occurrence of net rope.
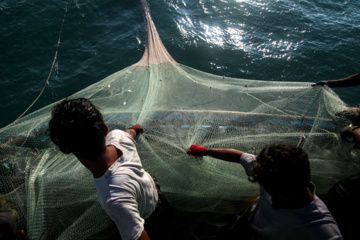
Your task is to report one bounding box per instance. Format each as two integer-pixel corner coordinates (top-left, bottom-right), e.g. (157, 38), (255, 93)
(1, 0), (359, 239)
(12, 0), (74, 124)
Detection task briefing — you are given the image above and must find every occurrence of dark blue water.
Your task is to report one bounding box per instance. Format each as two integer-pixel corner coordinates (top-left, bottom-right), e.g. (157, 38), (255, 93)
(1, 0), (359, 128)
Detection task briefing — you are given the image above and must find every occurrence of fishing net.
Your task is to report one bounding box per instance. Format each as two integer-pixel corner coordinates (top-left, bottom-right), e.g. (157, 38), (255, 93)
(1, 0), (359, 239)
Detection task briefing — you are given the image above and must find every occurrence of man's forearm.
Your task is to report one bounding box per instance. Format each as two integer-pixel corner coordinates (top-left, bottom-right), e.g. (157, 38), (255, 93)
(327, 73), (360, 88)
(138, 229), (150, 240)
(203, 148), (244, 163)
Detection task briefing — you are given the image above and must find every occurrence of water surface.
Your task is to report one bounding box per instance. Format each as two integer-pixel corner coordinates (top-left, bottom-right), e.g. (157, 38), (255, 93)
(1, 0), (359, 128)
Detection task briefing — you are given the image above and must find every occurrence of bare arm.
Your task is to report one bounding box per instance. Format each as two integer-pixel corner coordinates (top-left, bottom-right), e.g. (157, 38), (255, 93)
(203, 148), (245, 163)
(354, 128), (360, 149)
(313, 73), (360, 88)
(187, 145), (257, 175)
(138, 229), (150, 240)
(125, 128), (137, 140)
(125, 125), (143, 140)
(327, 73), (360, 88)
(187, 145), (244, 163)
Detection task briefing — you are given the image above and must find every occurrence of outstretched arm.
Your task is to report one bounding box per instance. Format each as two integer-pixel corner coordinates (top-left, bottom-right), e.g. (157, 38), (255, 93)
(125, 125), (144, 140)
(187, 145), (257, 175)
(187, 144), (244, 163)
(138, 229), (150, 240)
(312, 73), (360, 88)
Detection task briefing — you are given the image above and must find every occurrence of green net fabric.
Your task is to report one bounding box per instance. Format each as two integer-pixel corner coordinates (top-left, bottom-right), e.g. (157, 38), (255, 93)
(1, 0), (359, 239)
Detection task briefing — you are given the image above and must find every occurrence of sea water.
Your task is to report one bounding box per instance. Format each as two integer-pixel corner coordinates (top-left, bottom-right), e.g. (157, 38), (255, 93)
(1, 0), (359, 128)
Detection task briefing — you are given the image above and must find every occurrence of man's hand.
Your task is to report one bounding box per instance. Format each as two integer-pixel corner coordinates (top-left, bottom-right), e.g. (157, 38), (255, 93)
(341, 126), (360, 149)
(335, 108), (360, 125)
(187, 144), (207, 156)
(311, 81), (328, 87)
(126, 124), (143, 140)
(130, 124), (143, 134)
(312, 73), (360, 88)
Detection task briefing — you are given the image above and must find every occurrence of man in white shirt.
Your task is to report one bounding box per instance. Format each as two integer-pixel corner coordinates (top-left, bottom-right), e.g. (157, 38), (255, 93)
(187, 144), (343, 240)
(49, 98), (158, 240)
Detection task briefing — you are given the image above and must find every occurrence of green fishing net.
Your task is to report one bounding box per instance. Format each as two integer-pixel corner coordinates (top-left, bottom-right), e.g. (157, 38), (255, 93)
(1, 0), (359, 239)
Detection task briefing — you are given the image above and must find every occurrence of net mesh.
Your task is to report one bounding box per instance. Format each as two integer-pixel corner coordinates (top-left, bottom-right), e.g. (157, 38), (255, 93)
(1, 0), (359, 239)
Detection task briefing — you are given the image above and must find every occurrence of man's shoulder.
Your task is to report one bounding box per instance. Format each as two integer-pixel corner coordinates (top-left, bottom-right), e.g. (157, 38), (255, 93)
(107, 129), (125, 137)
(107, 129), (136, 145)
(106, 129), (126, 146)
(241, 152), (256, 160)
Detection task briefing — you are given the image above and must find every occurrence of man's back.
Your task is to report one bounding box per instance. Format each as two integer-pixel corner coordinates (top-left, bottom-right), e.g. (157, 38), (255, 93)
(94, 129), (158, 240)
(249, 186), (342, 240)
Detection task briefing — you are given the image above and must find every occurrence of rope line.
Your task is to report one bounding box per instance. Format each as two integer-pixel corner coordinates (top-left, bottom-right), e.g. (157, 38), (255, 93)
(12, 0), (73, 124)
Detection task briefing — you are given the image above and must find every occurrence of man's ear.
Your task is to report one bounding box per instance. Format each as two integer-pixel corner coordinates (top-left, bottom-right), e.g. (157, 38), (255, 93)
(103, 123), (108, 136)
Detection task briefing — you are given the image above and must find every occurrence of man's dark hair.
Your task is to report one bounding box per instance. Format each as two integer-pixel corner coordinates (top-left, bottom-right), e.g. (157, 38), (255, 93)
(251, 144), (311, 194)
(49, 98), (106, 161)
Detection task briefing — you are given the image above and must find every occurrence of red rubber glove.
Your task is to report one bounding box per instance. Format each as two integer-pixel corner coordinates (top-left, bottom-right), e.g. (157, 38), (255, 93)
(187, 144), (207, 156)
(129, 124), (143, 134)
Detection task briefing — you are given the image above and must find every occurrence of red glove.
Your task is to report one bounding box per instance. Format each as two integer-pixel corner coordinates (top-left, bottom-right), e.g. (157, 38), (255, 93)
(187, 144), (207, 156)
(129, 124), (143, 134)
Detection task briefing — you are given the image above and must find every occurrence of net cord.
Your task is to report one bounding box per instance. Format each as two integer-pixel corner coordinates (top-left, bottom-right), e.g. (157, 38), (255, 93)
(11, 0), (73, 124)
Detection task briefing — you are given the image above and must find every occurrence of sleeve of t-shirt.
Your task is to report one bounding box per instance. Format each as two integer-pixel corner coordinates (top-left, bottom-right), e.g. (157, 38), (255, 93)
(302, 219), (343, 240)
(239, 153), (257, 176)
(106, 130), (136, 150)
(104, 190), (145, 240)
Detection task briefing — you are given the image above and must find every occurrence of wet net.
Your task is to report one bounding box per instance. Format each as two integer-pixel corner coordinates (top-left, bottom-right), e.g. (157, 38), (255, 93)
(1, 0), (359, 239)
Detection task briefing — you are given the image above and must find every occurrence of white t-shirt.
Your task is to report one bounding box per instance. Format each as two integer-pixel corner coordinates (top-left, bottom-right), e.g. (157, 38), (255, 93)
(240, 153), (343, 240)
(93, 130), (158, 240)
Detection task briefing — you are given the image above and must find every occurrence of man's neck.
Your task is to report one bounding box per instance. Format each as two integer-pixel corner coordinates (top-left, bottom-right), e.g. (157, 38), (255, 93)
(77, 145), (122, 178)
(271, 186), (314, 210)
